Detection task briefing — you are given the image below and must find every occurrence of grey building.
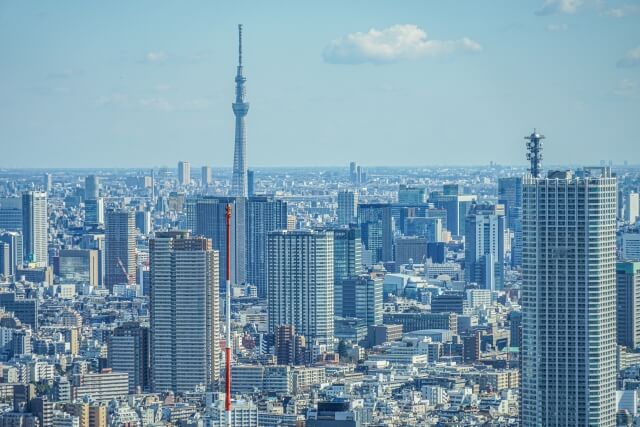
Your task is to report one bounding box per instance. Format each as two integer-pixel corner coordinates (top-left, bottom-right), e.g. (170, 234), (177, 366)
(335, 274), (382, 326)
(521, 168), (617, 426)
(337, 190), (358, 226)
(104, 209), (136, 290)
(498, 177), (523, 267)
(0, 232), (23, 276)
(149, 231), (219, 393)
(616, 261), (640, 349)
(464, 203), (505, 291)
(108, 322), (150, 393)
(358, 203), (393, 264)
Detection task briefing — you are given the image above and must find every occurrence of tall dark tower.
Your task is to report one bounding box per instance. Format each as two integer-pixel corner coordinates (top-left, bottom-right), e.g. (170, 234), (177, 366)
(231, 24), (249, 197)
(524, 129), (545, 178)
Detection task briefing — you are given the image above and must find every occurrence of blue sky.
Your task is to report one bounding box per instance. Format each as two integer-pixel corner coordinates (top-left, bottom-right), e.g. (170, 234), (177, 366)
(1, 0), (639, 168)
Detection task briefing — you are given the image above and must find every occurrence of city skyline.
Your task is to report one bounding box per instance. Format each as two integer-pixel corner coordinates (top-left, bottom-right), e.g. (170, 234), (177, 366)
(2, 1), (639, 168)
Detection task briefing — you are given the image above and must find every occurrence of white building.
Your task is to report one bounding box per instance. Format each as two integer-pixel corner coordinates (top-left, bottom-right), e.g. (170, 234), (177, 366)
(22, 191), (47, 266)
(521, 168), (617, 426)
(205, 399), (259, 427)
(267, 230), (334, 345)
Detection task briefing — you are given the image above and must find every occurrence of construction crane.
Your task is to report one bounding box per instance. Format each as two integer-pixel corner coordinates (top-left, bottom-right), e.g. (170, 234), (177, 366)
(116, 256), (134, 283)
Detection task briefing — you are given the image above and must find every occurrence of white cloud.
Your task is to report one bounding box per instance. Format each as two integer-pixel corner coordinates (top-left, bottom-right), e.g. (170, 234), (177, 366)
(537, 0), (583, 15)
(96, 93), (131, 108)
(614, 79), (637, 97)
(617, 46), (640, 68)
(604, 5), (640, 17)
(322, 24), (482, 65)
(139, 97), (173, 111)
(145, 51), (168, 63)
(546, 23), (569, 31)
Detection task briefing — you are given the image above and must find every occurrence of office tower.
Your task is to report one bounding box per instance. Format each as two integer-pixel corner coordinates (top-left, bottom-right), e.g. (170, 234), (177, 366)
(625, 192), (640, 224)
(332, 224), (363, 283)
(464, 203), (505, 291)
(231, 24), (249, 197)
(84, 198), (104, 228)
(267, 230), (334, 344)
(274, 325), (306, 366)
(394, 236), (427, 266)
(616, 262), (640, 349)
(335, 274), (382, 326)
(426, 242), (446, 264)
(177, 160), (190, 186)
(190, 197), (246, 289)
(245, 196), (287, 297)
(349, 162), (358, 184)
(398, 185), (426, 204)
(337, 190), (358, 226)
(104, 209), (136, 290)
(521, 168), (616, 426)
(358, 204), (393, 264)
(108, 322), (150, 393)
(201, 166), (213, 186)
(0, 293), (38, 330)
(247, 169), (255, 197)
(85, 175), (100, 199)
(622, 233), (640, 261)
(498, 177), (523, 267)
(149, 231), (219, 393)
(0, 197), (22, 231)
(356, 165), (366, 184)
(430, 191), (477, 237)
(0, 243), (8, 277)
(134, 210), (151, 235)
(58, 249), (99, 286)
(404, 217), (442, 242)
(42, 173), (52, 192)
(0, 232), (23, 275)
(22, 191), (48, 266)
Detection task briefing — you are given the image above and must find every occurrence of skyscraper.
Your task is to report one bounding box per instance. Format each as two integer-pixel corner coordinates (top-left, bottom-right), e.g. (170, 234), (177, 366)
(521, 168), (616, 426)
(190, 197), (246, 289)
(498, 177), (523, 267)
(337, 190), (358, 226)
(231, 24), (249, 197)
(245, 196), (287, 297)
(267, 230), (334, 345)
(335, 274), (382, 326)
(616, 261), (640, 349)
(104, 209), (136, 290)
(398, 184), (426, 204)
(43, 173), (52, 192)
(85, 175), (100, 199)
(149, 231), (219, 393)
(624, 192), (639, 224)
(358, 203), (393, 264)
(464, 203), (505, 291)
(0, 231), (23, 275)
(21, 191), (47, 266)
(177, 161), (190, 186)
(429, 191), (477, 237)
(201, 166), (213, 186)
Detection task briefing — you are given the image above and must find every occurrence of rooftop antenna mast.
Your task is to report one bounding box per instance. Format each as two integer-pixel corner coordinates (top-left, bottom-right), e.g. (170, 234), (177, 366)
(525, 129), (545, 178)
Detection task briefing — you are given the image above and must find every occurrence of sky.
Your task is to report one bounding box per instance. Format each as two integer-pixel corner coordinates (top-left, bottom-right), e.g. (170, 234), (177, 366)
(0, 0), (639, 168)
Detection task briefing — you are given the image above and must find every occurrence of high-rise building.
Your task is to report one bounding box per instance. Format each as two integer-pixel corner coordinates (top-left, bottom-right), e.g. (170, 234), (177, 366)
(247, 169), (255, 197)
(231, 24), (249, 197)
(335, 274), (382, 326)
(274, 325), (307, 366)
(22, 191), (48, 266)
(521, 168), (617, 426)
(498, 177), (523, 267)
(267, 230), (334, 344)
(349, 162), (358, 185)
(394, 236), (427, 266)
(0, 231), (23, 275)
(622, 233), (640, 261)
(134, 210), (151, 235)
(201, 166), (213, 186)
(177, 160), (190, 186)
(245, 196), (287, 297)
(190, 197), (245, 289)
(625, 192), (640, 224)
(0, 197), (23, 231)
(149, 231), (219, 393)
(85, 175), (100, 200)
(616, 262), (640, 349)
(84, 198), (104, 228)
(104, 209), (136, 290)
(58, 249), (99, 286)
(404, 217), (442, 242)
(358, 204), (393, 264)
(43, 173), (52, 192)
(337, 190), (358, 226)
(429, 191), (477, 237)
(398, 185), (426, 204)
(464, 203), (505, 291)
(108, 322), (150, 393)
(332, 224), (362, 283)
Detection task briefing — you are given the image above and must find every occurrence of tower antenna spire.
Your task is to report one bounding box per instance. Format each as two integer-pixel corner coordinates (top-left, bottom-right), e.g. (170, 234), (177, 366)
(525, 129), (545, 178)
(238, 24), (243, 66)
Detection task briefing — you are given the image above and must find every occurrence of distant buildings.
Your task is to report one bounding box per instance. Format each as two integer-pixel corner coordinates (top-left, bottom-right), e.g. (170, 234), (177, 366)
(337, 190), (358, 226)
(498, 177), (522, 267)
(267, 230), (334, 345)
(104, 209), (136, 290)
(177, 161), (190, 186)
(464, 203), (505, 291)
(358, 204), (393, 264)
(521, 168), (616, 426)
(201, 166), (213, 186)
(149, 231), (219, 393)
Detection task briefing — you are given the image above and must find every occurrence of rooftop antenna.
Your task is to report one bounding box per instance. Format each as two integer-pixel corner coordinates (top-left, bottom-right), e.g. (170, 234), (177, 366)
(525, 129), (545, 178)
(238, 24), (243, 66)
